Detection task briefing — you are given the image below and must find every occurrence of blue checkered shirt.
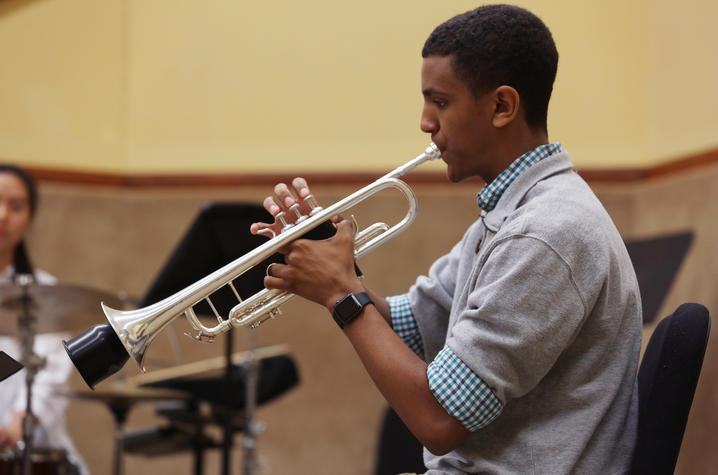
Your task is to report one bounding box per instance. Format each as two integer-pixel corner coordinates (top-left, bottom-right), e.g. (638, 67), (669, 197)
(387, 295), (425, 359)
(477, 143), (563, 211)
(388, 294), (503, 431)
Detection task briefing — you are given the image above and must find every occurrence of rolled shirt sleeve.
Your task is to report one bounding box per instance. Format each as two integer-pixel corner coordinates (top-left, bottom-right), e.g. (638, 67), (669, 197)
(387, 294), (425, 359)
(427, 345), (503, 431)
(388, 294), (504, 432)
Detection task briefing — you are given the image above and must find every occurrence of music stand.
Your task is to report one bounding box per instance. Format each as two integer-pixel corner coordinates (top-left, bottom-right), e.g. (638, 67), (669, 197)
(624, 231), (694, 324)
(139, 202), (286, 475)
(0, 351), (22, 382)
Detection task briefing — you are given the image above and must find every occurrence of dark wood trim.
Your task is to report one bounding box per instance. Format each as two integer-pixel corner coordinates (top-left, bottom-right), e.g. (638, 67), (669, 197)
(576, 167), (649, 183)
(578, 147), (718, 183)
(25, 168), (472, 188)
(645, 147), (718, 178)
(19, 146), (718, 188)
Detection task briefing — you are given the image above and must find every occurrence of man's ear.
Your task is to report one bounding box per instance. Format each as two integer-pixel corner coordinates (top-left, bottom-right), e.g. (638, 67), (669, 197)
(492, 85), (520, 128)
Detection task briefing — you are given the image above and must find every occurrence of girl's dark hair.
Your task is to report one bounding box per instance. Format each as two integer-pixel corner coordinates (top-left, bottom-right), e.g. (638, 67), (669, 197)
(0, 165), (38, 277)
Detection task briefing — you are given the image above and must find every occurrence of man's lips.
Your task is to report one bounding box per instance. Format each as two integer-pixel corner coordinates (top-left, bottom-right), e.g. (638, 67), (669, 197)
(438, 148), (448, 162)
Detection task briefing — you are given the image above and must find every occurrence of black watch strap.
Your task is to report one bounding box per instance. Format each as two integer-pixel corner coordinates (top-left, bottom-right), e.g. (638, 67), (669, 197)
(332, 292), (373, 329)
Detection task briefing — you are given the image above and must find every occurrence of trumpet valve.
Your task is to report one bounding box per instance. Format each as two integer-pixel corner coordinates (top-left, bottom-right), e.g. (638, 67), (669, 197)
(288, 203), (308, 224)
(304, 195), (322, 216)
(275, 211), (293, 232)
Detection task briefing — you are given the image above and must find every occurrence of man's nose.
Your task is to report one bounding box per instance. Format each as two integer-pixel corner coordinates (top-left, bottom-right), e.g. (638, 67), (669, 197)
(420, 108), (438, 134)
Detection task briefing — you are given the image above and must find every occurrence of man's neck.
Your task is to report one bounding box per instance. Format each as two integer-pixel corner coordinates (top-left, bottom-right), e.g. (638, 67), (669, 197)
(485, 128), (549, 183)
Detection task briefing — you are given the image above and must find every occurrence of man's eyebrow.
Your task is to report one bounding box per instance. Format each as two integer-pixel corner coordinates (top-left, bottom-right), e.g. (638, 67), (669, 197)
(422, 87), (444, 97)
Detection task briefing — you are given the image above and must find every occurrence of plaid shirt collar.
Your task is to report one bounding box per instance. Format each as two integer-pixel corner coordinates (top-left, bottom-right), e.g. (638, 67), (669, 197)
(477, 142), (563, 212)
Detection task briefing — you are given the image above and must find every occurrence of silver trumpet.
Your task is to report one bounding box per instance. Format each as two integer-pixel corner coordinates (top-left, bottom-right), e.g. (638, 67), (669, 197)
(64, 143), (441, 387)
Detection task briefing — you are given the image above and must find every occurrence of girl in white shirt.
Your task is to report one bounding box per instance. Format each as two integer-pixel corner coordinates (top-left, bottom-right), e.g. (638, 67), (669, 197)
(0, 164), (87, 474)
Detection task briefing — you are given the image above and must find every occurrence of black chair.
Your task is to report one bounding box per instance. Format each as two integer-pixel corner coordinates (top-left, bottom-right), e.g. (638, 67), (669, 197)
(631, 303), (711, 475)
(374, 407), (425, 475)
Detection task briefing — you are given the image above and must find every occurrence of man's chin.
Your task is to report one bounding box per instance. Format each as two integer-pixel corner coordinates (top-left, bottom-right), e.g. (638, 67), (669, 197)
(446, 168), (467, 183)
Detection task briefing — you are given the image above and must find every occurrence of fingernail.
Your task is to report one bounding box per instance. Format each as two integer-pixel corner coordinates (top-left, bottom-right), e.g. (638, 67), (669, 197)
(298, 187), (309, 198)
(269, 204), (280, 214)
(284, 197), (294, 207)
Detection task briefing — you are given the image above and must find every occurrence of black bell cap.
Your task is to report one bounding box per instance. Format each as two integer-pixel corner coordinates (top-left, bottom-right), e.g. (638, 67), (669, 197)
(63, 324), (129, 389)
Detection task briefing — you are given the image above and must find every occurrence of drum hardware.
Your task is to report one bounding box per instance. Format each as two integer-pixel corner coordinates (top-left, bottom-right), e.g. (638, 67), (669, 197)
(132, 346), (294, 475)
(62, 385), (191, 475)
(151, 400), (247, 432)
(120, 423), (221, 457)
(0, 281), (127, 475)
(0, 447), (74, 475)
(64, 345), (296, 475)
(14, 273), (44, 475)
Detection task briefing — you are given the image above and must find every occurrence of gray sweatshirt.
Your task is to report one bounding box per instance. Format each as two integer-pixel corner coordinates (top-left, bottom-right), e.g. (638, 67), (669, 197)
(410, 151), (641, 474)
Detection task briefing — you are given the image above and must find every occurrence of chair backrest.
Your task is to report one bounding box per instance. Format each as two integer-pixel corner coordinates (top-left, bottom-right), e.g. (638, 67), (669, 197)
(630, 303), (711, 474)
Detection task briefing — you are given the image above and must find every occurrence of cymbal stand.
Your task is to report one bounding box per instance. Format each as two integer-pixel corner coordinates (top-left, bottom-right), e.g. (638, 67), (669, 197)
(15, 274), (45, 475)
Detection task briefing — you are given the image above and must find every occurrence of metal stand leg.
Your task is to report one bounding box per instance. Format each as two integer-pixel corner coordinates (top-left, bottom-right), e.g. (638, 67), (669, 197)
(242, 329), (259, 475)
(192, 401), (205, 475)
(109, 405), (130, 475)
(221, 329), (234, 475)
(16, 274), (43, 475)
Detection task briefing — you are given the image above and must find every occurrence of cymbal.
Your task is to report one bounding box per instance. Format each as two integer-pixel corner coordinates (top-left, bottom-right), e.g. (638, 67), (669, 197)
(0, 284), (127, 335)
(126, 344), (290, 387)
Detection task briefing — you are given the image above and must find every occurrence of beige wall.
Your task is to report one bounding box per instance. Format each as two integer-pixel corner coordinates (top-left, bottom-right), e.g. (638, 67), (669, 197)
(0, 0), (127, 172)
(2, 0), (718, 174)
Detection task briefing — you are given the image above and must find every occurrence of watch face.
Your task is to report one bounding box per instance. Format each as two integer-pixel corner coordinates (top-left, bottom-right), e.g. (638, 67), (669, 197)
(333, 292), (372, 328)
(335, 294), (361, 322)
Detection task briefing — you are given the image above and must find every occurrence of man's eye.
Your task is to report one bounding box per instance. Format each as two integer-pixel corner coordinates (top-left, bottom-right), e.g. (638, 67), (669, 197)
(434, 99), (447, 108)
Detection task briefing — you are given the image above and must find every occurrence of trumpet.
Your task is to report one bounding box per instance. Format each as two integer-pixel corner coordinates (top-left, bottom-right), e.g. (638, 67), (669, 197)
(64, 143), (441, 388)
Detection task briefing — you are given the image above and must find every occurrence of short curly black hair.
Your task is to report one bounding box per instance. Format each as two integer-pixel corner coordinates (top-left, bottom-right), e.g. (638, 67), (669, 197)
(422, 4), (558, 133)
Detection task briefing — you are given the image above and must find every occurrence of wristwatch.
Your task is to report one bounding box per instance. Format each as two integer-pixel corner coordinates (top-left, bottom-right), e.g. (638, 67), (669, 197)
(332, 292), (373, 329)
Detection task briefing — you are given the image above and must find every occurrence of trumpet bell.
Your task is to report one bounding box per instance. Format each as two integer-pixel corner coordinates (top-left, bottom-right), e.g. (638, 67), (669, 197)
(63, 323), (129, 389)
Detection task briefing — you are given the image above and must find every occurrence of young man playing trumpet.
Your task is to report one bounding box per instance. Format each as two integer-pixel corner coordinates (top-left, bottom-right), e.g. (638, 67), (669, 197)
(251, 5), (641, 473)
